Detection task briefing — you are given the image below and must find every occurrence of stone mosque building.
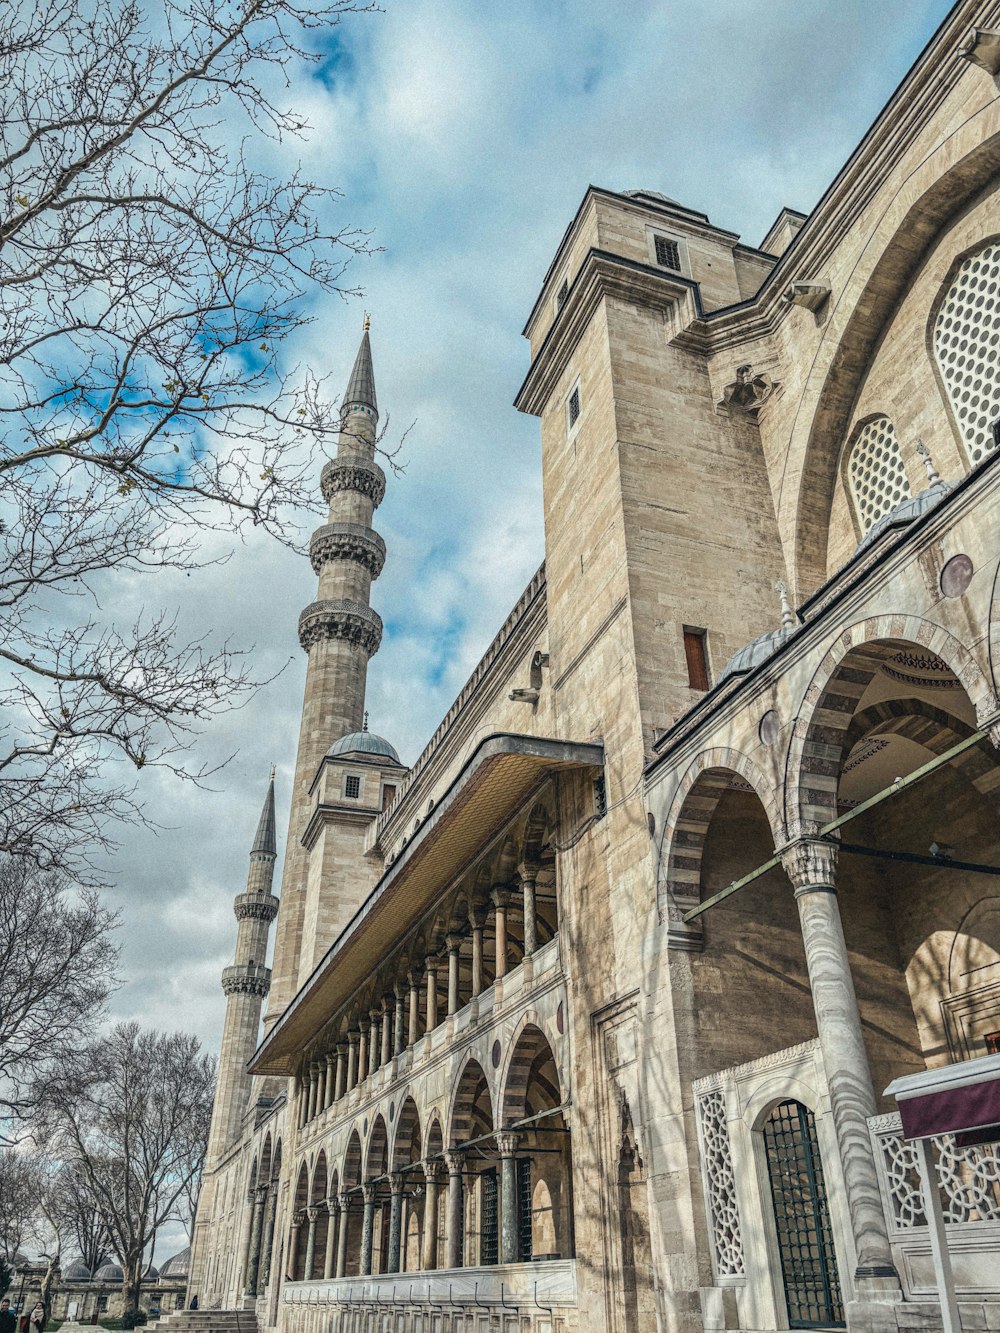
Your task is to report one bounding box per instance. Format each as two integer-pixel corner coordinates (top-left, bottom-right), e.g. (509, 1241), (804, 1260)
(187, 3), (1000, 1330)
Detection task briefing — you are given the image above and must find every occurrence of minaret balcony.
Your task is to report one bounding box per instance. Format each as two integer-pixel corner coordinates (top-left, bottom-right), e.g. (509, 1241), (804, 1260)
(297, 598), (383, 656)
(222, 961), (272, 998)
(320, 458), (386, 508)
(309, 523), (386, 579)
(234, 892), (280, 923)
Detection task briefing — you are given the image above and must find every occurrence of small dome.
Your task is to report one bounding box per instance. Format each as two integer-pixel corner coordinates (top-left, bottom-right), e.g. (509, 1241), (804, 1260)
(142, 1264), (160, 1282)
(62, 1261), (92, 1281)
(159, 1248), (190, 1278)
(94, 1262), (124, 1282)
(855, 480), (952, 554)
(327, 731), (400, 764)
(718, 626), (792, 685)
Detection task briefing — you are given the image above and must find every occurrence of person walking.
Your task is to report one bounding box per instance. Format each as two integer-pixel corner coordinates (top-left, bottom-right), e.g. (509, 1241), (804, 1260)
(18, 1302), (45, 1333)
(0, 1298), (16, 1333)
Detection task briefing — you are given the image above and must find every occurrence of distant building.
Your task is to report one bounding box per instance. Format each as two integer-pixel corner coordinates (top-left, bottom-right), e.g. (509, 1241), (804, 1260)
(4, 1252), (189, 1323)
(190, 3), (1000, 1331)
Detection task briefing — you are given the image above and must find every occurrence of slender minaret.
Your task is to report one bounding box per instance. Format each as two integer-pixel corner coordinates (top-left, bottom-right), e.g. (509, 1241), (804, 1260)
(206, 771), (280, 1168)
(265, 321), (386, 1028)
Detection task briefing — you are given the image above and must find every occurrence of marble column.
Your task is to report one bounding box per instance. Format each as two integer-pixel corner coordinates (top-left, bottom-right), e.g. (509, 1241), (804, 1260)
(357, 1025), (369, 1084)
(387, 1174), (404, 1274)
(519, 864), (538, 957)
(394, 985), (406, 1056)
(306, 1063), (318, 1121)
(322, 1197), (338, 1279)
(336, 1193), (351, 1278)
(369, 1009), (380, 1074)
(323, 1054), (335, 1111)
(334, 1045), (346, 1101)
(381, 999), (392, 1066)
(469, 910), (484, 998)
(244, 1185), (268, 1296)
(287, 1211), (304, 1284)
(781, 839), (899, 1286)
(258, 1186), (278, 1292)
(496, 1132), (520, 1265)
(407, 970), (421, 1046)
(492, 888), (511, 980)
(296, 1073), (307, 1128)
(446, 935), (462, 1015)
(425, 959), (439, 1032)
(347, 1031), (359, 1091)
(421, 1162), (442, 1271)
(360, 1184), (377, 1276)
(303, 1205), (319, 1279)
(444, 1151), (464, 1269)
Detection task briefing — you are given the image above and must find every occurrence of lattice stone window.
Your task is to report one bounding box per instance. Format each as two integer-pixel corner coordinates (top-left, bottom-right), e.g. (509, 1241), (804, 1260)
(696, 1089), (745, 1277)
(846, 415), (908, 533)
(933, 240), (1000, 466)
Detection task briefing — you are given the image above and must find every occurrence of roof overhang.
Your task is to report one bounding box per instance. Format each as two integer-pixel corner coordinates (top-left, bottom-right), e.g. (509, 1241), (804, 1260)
(251, 733), (604, 1075)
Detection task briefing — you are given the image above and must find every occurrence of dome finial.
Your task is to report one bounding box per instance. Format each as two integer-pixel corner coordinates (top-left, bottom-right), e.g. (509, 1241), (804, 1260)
(269, 763), (276, 783)
(776, 580), (796, 633)
(915, 439), (942, 487)
(363, 311), (371, 332)
(363, 710), (369, 732)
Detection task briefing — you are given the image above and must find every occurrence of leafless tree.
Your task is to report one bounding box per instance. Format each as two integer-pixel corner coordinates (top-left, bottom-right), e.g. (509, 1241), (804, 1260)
(0, 0), (384, 876)
(36, 1023), (216, 1315)
(0, 857), (119, 1131)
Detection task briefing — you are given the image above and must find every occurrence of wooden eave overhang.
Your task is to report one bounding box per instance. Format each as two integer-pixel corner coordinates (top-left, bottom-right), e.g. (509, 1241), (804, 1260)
(251, 733), (605, 1075)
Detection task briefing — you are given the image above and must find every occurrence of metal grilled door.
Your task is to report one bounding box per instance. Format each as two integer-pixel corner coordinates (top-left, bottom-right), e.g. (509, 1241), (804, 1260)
(763, 1100), (844, 1329)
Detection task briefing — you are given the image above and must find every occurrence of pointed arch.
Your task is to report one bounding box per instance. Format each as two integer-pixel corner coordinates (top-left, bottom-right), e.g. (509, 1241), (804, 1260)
(391, 1094), (422, 1173)
(449, 1056), (494, 1147)
(366, 1113), (389, 1181)
(342, 1129), (363, 1189)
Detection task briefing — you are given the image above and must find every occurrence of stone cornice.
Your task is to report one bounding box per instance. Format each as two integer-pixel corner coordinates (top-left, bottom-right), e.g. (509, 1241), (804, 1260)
(515, 250), (701, 417)
(320, 458), (386, 508)
(301, 800), (381, 850)
(298, 599), (383, 656)
(234, 892), (280, 923)
(309, 523), (386, 579)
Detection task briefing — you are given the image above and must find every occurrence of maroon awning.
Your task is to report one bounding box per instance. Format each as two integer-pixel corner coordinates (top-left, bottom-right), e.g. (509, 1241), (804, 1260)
(886, 1052), (1000, 1141)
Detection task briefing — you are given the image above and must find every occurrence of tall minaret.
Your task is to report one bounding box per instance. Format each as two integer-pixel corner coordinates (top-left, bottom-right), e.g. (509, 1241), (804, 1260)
(265, 322), (385, 1028)
(206, 772), (280, 1168)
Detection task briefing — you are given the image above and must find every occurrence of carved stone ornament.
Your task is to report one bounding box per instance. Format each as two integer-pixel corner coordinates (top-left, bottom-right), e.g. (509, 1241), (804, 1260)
(779, 838), (838, 895)
(297, 598), (383, 656)
(221, 963), (271, 997)
(309, 523), (386, 579)
(320, 458), (386, 508)
(234, 892), (280, 923)
(782, 281), (831, 313)
(719, 364), (780, 417)
(960, 27), (1000, 76)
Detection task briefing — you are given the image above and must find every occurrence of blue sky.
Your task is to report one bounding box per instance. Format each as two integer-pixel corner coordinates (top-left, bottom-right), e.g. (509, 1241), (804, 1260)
(90, 0), (954, 1253)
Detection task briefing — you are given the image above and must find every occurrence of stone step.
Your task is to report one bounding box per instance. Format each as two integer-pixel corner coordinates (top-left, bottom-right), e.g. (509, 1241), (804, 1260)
(145, 1312), (257, 1333)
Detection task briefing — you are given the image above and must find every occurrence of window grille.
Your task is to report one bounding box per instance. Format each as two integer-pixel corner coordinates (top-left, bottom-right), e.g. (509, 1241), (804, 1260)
(557, 278), (569, 310)
(654, 235), (681, 270)
(568, 386), (581, 428)
(344, 774), (360, 799)
(933, 241), (1000, 466)
(846, 416), (907, 533)
(481, 1169), (498, 1265)
(594, 775), (607, 819)
(517, 1157), (533, 1261)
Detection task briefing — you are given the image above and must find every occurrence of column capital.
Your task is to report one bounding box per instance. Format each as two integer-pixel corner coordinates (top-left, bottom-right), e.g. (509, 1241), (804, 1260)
(394, 980), (407, 1001)
(469, 905), (487, 930)
(326, 1195), (340, 1215)
(306, 1204), (321, 1222)
(443, 1149), (464, 1174)
(422, 1159), (444, 1184)
(491, 885), (514, 909)
(347, 1029), (360, 1046)
(517, 860), (539, 884)
(338, 1191), (352, 1211)
(255, 1184), (269, 1204)
(389, 1172), (405, 1195)
(445, 933), (463, 952)
(362, 1182), (378, 1204)
(494, 1130), (521, 1157)
(424, 955), (438, 974)
(290, 1211), (305, 1229)
(407, 965), (423, 986)
(781, 838), (838, 896)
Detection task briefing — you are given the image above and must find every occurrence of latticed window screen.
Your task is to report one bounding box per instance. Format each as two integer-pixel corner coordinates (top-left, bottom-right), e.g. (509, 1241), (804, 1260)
(517, 1158), (533, 1261)
(846, 416), (908, 533)
(933, 241), (1000, 466)
(480, 1169), (498, 1265)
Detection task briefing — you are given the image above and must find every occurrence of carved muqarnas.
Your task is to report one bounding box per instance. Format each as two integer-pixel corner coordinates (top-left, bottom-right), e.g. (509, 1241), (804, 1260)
(234, 893), (279, 923)
(309, 523), (386, 578)
(320, 459), (387, 508)
(298, 599), (384, 656)
(719, 364), (780, 418)
(222, 963), (271, 997)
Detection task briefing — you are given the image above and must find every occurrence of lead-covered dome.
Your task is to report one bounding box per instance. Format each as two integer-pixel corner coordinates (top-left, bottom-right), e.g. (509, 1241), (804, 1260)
(94, 1262), (124, 1282)
(62, 1260), (92, 1281)
(159, 1248), (190, 1278)
(327, 731), (400, 764)
(855, 479), (952, 553)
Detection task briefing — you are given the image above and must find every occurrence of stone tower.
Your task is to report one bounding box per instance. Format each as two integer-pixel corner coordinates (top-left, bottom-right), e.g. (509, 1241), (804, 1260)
(205, 772), (280, 1169)
(265, 323), (388, 1028)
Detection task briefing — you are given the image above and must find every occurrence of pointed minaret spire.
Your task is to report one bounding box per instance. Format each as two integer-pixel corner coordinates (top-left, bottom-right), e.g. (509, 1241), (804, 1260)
(205, 773), (280, 1168)
(267, 321), (389, 1024)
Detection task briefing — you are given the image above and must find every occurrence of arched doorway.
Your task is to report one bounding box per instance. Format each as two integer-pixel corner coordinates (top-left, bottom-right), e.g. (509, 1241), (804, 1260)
(762, 1100), (844, 1329)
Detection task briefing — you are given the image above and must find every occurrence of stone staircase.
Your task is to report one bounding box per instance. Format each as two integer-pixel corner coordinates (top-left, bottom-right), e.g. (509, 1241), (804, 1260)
(145, 1311), (258, 1333)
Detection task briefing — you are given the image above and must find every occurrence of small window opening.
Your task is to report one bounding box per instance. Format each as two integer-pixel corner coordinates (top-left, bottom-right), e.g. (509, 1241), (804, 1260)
(594, 775), (608, 819)
(557, 278), (569, 310)
(381, 783), (396, 811)
(654, 235), (681, 271)
(568, 386), (581, 428)
(683, 627), (710, 691)
(985, 1031), (1000, 1055)
(344, 774), (361, 799)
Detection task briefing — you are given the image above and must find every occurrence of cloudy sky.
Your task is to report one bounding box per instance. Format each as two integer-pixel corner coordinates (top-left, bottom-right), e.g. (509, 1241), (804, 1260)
(92, 0), (954, 1245)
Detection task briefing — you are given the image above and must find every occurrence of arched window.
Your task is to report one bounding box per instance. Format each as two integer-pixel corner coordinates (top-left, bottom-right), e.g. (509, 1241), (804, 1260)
(933, 240), (1000, 466)
(846, 415), (908, 533)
